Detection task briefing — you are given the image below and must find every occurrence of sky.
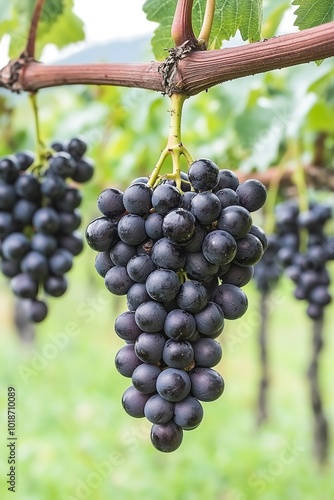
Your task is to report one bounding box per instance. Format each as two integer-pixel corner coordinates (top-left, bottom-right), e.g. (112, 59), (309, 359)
(0, 1), (155, 66)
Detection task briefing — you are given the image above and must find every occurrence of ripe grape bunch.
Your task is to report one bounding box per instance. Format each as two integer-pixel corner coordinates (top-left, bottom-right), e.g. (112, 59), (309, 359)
(0, 137), (94, 323)
(275, 200), (334, 319)
(86, 158), (267, 452)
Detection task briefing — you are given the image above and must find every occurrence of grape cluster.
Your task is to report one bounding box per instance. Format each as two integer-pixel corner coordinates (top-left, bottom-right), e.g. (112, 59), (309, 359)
(86, 158), (267, 452)
(275, 200), (334, 319)
(0, 137), (94, 323)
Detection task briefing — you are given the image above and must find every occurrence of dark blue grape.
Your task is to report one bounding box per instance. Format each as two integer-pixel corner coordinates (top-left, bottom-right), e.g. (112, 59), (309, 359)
(115, 311), (142, 342)
(134, 332), (166, 364)
(105, 266), (134, 295)
(85, 216), (118, 251)
(145, 269), (181, 302)
(144, 394), (174, 424)
(189, 367), (225, 402)
(188, 158), (219, 191)
(122, 386), (152, 418)
(193, 338), (222, 367)
(132, 363), (161, 394)
(173, 396), (203, 429)
(115, 344), (142, 378)
(150, 422), (183, 452)
(162, 339), (194, 369)
(156, 368), (191, 402)
(135, 301), (167, 333)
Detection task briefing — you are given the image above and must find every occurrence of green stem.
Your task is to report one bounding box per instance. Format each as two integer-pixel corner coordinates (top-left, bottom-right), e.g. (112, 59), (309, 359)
(29, 92), (49, 172)
(148, 93), (194, 190)
(198, 0), (216, 47)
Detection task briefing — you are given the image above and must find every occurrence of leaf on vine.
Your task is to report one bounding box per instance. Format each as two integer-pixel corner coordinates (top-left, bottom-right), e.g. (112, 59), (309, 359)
(143, 0), (263, 60)
(292, 0), (334, 30)
(7, 0), (84, 58)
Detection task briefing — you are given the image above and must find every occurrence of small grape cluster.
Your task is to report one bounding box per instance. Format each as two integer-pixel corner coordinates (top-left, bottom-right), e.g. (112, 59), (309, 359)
(0, 137), (94, 323)
(86, 158), (267, 452)
(275, 200), (334, 319)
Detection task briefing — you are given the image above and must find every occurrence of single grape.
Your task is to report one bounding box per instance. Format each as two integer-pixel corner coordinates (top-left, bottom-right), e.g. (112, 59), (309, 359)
(134, 332), (166, 364)
(150, 422), (183, 452)
(162, 208), (196, 245)
(85, 216), (118, 252)
(190, 192), (221, 225)
(145, 269), (181, 302)
(105, 266), (134, 295)
(123, 182), (152, 216)
(202, 230), (237, 266)
(114, 311), (142, 342)
(212, 284), (248, 320)
(135, 301), (167, 333)
(194, 302), (224, 337)
(192, 338), (222, 367)
(176, 280), (208, 314)
(173, 396), (203, 430)
(127, 283), (151, 311)
(188, 158), (219, 191)
(156, 368), (191, 402)
(218, 205), (252, 240)
(236, 179), (267, 212)
(122, 386), (152, 418)
(162, 339), (194, 369)
(164, 309), (196, 340)
(189, 367), (225, 402)
(97, 188), (125, 217)
(144, 394), (174, 424)
(117, 214), (147, 245)
(115, 344), (142, 378)
(132, 363), (161, 394)
(151, 183), (181, 215)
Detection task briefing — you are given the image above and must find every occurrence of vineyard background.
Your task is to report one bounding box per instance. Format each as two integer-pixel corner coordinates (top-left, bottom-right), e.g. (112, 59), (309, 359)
(0, 2), (334, 498)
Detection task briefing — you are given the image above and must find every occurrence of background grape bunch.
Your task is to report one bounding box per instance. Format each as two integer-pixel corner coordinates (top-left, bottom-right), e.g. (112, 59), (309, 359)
(274, 200), (334, 319)
(0, 137), (94, 323)
(86, 158), (267, 452)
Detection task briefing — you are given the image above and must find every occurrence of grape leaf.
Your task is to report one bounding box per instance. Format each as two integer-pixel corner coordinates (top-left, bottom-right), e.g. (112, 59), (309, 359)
(292, 0), (334, 30)
(143, 0), (263, 60)
(6, 0), (84, 58)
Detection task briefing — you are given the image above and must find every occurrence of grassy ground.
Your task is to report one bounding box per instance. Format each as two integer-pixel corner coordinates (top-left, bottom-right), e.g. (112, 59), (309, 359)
(0, 248), (333, 500)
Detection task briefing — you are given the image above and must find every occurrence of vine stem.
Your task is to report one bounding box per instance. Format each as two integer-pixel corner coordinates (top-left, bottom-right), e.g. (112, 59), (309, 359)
(257, 291), (269, 426)
(26, 0), (45, 58)
(29, 92), (47, 168)
(148, 93), (193, 189)
(198, 0), (216, 46)
(171, 0), (197, 46)
(308, 315), (329, 464)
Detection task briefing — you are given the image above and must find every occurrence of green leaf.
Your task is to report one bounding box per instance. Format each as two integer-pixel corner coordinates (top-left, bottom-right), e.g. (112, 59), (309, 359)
(143, 0), (263, 60)
(7, 0), (84, 58)
(292, 0), (334, 30)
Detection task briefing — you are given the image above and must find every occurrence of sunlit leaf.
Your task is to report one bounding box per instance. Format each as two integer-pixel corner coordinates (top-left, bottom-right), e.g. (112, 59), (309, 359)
(143, 0), (263, 60)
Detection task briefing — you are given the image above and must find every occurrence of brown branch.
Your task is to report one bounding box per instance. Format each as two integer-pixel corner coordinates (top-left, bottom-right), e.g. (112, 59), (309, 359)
(25, 0), (45, 59)
(1, 22), (334, 95)
(238, 163), (334, 191)
(172, 0), (197, 46)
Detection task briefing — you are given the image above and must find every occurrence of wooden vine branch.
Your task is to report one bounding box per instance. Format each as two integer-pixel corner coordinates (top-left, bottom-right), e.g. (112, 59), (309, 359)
(0, 22), (334, 95)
